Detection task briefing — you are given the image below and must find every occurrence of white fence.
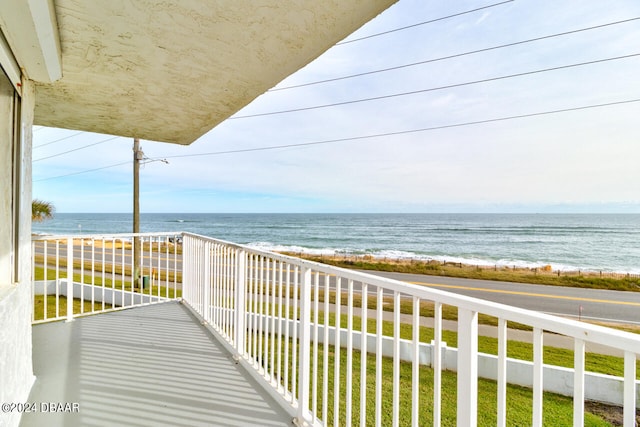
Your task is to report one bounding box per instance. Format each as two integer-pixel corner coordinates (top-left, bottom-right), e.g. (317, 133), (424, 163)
(34, 279), (166, 307)
(248, 314), (638, 408)
(33, 232), (640, 426)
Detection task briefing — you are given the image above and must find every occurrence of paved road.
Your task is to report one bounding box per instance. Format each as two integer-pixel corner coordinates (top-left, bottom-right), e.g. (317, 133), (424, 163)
(362, 270), (640, 326)
(33, 242), (181, 271)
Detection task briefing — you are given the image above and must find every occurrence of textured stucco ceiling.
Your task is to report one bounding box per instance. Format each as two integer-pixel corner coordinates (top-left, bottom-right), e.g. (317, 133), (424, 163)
(32, 0), (396, 145)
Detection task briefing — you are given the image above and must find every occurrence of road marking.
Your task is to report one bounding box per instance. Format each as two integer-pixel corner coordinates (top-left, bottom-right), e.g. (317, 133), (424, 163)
(409, 281), (640, 307)
(544, 311), (640, 326)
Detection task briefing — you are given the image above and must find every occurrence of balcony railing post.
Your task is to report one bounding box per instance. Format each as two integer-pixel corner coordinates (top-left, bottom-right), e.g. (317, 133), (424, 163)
(457, 307), (478, 427)
(532, 328), (544, 427)
(182, 235), (191, 303)
(295, 265), (312, 426)
(203, 241), (211, 323)
(66, 237), (74, 322)
(573, 339), (585, 427)
(623, 351), (636, 427)
(234, 249), (247, 354)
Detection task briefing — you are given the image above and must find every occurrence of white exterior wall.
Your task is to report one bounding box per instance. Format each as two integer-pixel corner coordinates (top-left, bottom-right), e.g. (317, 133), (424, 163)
(0, 77), (35, 427)
(0, 286), (35, 427)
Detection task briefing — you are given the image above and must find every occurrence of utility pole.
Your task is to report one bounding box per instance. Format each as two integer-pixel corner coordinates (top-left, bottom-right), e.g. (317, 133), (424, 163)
(132, 139), (167, 289)
(133, 138), (142, 288)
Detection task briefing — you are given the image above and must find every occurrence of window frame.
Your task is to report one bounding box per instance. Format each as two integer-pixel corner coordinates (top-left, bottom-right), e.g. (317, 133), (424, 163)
(11, 84), (21, 283)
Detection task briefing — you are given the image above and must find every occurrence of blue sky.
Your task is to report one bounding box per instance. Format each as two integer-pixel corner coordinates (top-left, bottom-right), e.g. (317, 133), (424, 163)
(33, 0), (640, 213)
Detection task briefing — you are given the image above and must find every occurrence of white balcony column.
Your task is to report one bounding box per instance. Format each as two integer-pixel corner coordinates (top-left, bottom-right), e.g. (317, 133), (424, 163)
(234, 249), (247, 355)
(295, 265), (313, 426)
(457, 307), (478, 427)
(65, 237), (74, 322)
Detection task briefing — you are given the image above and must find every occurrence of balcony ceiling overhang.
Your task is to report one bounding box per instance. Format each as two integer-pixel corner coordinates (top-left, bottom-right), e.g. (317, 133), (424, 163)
(4, 0), (396, 145)
(0, 0), (62, 89)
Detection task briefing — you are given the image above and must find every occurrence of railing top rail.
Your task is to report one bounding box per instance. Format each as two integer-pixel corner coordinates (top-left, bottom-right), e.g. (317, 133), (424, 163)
(32, 232), (183, 241)
(183, 232), (640, 354)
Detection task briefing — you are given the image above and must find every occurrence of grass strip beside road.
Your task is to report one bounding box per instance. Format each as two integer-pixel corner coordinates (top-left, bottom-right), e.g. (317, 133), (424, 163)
(290, 254), (640, 292)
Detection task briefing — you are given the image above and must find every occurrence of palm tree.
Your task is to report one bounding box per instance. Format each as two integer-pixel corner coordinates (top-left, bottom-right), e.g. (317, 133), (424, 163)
(32, 199), (55, 222)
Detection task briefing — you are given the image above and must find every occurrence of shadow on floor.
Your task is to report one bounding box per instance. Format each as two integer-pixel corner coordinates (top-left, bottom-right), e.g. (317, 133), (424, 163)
(21, 301), (292, 427)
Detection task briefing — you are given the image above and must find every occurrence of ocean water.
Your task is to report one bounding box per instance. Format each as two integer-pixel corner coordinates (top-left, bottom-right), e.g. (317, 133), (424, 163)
(32, 213), (640, 274)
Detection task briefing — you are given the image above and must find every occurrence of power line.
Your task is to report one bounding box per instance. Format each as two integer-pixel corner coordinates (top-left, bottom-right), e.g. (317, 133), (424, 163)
(337, 0), (514, 45)
(33, 98), (640, 181)
(272, 17), (640, 91)
(33, 136), (121, 162)
(233, 53), (640, 119)
(33, 161), (130, 182)
(165, 98), (640, 159)
(33, 131), (84, 149)
(41, 41), (633, 159)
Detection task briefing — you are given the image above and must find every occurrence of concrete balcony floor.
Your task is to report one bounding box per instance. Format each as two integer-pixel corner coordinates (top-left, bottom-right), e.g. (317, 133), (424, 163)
(21, 301), (292, 427)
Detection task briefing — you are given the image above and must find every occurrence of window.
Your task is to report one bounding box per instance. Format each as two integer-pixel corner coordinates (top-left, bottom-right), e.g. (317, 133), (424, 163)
(0, 67), (20, 284)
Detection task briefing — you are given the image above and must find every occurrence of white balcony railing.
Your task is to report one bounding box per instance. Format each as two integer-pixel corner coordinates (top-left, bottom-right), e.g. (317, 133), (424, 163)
(32, 233), (182, 322)
(33, 232), (640, 427)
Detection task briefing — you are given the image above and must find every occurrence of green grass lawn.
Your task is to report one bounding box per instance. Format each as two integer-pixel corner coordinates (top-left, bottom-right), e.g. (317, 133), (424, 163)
(319, 346), (613, 426)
